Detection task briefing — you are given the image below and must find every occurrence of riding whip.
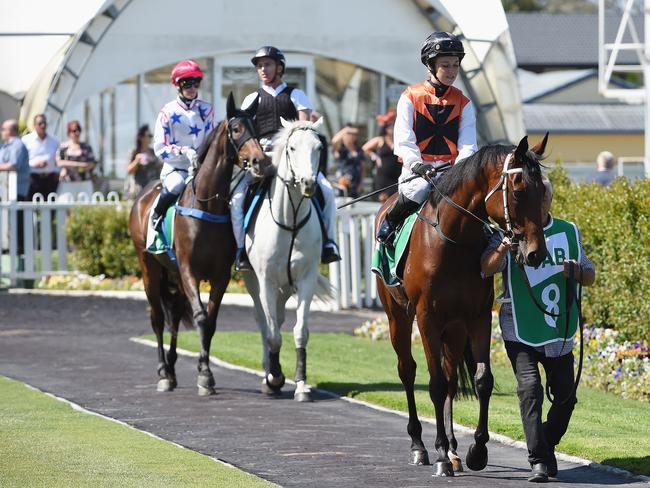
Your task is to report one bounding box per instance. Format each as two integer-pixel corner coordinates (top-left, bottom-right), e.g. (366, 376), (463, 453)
(336, 174), (420, 209)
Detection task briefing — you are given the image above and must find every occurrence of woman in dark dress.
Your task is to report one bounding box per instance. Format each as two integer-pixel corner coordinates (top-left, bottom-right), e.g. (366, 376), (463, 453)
(331, 124), (365, 199)
(57, 120), (96, 182)
(363, 109), (400, 202)
(126, 124), (162, 196)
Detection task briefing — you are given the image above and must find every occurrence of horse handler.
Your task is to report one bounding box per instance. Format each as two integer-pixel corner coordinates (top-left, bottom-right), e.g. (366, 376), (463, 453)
(480, 178), (596, 482)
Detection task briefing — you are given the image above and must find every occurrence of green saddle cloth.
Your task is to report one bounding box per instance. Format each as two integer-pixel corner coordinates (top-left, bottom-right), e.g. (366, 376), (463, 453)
(371, 211), (419, 287)
(146, 203), (177, 254)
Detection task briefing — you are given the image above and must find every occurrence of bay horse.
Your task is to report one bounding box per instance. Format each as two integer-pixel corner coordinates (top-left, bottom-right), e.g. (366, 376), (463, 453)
(375, 135), (549, 476)
(242, 118), (326, 402)
(129, 94), (270, 395)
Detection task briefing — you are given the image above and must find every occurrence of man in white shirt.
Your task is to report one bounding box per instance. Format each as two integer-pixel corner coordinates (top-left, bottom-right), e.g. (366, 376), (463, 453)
(22, 114), (60, 198)
(233, 46), (340, 271)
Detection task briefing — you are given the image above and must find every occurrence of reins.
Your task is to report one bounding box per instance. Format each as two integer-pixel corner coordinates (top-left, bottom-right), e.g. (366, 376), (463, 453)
(266, 125), (320, 288)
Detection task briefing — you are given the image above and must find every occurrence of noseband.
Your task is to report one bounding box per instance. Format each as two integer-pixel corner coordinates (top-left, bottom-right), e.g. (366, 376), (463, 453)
(484, 153), (524, 237)
(279, 126), (320, 187)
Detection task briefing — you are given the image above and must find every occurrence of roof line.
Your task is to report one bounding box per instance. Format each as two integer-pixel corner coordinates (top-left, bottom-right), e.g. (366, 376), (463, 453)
(0, 33), (75, 36)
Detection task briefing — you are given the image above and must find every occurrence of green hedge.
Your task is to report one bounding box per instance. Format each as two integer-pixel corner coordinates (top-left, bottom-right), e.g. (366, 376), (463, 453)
(548, 167), (650, 340)
(66, 206), (139, 278)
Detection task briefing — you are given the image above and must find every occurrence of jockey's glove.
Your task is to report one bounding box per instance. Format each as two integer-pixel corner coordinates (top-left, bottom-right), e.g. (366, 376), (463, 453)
(411, 162), (435, 178)
(181, 147), (199, 167)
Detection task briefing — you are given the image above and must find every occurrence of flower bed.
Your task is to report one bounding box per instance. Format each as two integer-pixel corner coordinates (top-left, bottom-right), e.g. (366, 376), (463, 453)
(354, 314), (649, 402)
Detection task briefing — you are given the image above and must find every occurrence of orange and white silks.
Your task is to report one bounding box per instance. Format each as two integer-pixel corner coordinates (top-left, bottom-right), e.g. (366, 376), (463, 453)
(403, 81), (469, 163)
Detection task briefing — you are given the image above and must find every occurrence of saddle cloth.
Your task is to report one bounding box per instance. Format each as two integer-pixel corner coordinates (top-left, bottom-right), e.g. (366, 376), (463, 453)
(145, 194), (178, 254)
(371, 210), (420, 287)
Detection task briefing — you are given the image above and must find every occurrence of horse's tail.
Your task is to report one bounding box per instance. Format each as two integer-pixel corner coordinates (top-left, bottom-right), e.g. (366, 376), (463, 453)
(313, 273), (335, 302)
(160, 273), (194, 331)
(456, 340), (477, 399)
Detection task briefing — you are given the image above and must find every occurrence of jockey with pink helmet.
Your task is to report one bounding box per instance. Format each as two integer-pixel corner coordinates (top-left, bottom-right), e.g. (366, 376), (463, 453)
(151, 59), (215, 230)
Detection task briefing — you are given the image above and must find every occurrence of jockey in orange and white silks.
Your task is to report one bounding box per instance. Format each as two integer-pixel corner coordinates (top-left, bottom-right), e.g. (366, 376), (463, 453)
(376, 32), (478, 246)
(151, 59), (215, 230)
(231, 45), (340, 271)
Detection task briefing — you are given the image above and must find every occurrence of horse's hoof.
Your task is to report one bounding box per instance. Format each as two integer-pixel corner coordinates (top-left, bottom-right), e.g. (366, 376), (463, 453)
(156, 378), (174, 392)
(294, 390), (312, 402)
(433, 461), (454, 477)
(410, 449), (430, 465)
(197, 385), (216, 396)
(197, 373), (215, 396)
(261, 378), (282, 395)
(465, 443), (488, 471)
(450, 452), (464, 472)
(266, 372), (285, 389)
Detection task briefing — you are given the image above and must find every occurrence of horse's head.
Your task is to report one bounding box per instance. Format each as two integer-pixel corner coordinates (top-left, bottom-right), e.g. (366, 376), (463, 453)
(275, 117), (324, 198)
(487, 134), (549, 267)
(225, 93), (271, 178)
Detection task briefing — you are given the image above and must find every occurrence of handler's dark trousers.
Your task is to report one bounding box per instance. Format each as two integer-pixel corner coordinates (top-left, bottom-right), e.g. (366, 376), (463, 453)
(504, 341), (577, 466)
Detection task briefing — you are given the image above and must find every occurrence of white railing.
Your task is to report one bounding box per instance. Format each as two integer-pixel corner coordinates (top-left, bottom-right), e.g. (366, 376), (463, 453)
(329, 199), (382, 310)
(0, 191), (121, 284)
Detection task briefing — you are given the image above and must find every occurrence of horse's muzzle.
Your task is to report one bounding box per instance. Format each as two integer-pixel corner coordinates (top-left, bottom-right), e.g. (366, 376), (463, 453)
(301, 179), (316, 198)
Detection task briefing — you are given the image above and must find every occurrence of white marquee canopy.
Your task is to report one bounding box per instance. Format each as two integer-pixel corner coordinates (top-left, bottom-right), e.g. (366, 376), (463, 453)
(14, 0), (524, 144)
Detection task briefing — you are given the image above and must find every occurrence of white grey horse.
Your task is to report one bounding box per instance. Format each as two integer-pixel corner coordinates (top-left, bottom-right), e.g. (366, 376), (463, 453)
(242, 117), (327, 402)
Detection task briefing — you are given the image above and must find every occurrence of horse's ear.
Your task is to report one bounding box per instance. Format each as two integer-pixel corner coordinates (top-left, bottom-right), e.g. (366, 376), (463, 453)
(515, 136), (529, 161)
(226, 92), (236, 120)
(280, 117), (291, 129)
(530, 132), (549, 157)
(312, 116), (324, 131)
(244, 95), (259, 117)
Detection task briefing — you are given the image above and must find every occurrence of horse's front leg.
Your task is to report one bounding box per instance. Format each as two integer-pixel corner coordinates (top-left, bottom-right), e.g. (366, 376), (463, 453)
(179, 269), (214, 396)
(292, 270), (317, 402)
(417, 308), (453, 477)
(465, 312), (494, 471)
(381, 282), (429, 465)
(258, 278), (285, 394)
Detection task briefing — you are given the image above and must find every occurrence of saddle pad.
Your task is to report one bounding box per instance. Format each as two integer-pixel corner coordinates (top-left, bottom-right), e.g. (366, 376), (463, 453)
(371, 211), (419, 287)
(244, 178), (270, 232)
(145, 195), (177, 254)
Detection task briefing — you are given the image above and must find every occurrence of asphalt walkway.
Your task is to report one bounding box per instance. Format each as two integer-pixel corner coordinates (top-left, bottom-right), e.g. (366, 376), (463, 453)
(0, 293), (646, 487)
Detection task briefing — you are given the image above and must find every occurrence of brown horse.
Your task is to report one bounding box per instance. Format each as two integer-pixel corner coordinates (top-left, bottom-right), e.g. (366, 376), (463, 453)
(375, 135), (549, 476)
(129, 94), (270, 395)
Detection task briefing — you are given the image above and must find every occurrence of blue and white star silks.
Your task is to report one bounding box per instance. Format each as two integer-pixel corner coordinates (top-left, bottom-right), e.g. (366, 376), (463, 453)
(154, 96), (214, 170)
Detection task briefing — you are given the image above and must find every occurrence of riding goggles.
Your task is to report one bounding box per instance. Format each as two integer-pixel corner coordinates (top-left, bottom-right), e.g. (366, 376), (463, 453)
(179, 77), (201, 89)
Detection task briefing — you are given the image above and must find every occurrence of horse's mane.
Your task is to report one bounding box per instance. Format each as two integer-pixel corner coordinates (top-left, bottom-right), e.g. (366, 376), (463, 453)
(430, 144), (543, 206)
(271, 119), (320, 166)
(196, 119), (226, 165)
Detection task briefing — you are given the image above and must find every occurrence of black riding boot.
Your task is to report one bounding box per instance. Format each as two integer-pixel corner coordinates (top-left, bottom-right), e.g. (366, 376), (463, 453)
(235, 247), (252, 272)
(152, 189), (178, 232)
(376, 194), (420, 246)
(321, 239), (341, 264)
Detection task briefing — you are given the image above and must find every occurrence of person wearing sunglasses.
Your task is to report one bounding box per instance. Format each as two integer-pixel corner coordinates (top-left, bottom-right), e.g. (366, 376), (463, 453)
(231, 45), (340, 271)
(57, 120), (96, 182)
(126, 124), (161, 197)
(22, 114), (60, 198)
(151, 59), (214, 231)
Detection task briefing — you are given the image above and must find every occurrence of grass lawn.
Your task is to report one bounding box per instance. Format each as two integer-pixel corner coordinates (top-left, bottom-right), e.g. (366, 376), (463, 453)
(148, 330), (650, 477)
(0, 376), (274, 488)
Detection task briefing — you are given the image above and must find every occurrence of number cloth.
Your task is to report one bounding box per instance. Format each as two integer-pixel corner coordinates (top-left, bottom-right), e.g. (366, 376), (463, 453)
(507, 218), (580, 347)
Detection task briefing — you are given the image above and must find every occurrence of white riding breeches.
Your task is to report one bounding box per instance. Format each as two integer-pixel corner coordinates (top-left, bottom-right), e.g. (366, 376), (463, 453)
(317, 172), (337, 243)
(229, 170), (337, 249)
(230, 170), (256, 249)
(398, 165), (430, 204)
(160, 163), (188, 195)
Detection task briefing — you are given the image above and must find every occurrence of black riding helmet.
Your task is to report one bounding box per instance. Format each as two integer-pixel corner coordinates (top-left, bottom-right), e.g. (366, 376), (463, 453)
(420, 32), (465, 68)
(251, 46), (286, 71)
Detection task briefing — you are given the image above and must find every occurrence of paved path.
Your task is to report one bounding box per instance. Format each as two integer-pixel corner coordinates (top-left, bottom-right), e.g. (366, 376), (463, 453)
(0, 293), (646, 487)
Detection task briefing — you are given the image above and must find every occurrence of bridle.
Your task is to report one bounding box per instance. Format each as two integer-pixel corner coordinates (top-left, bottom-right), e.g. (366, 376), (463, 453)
(268, 125), (321, 288)
(192, 115), (258, 204)
(418, 151), (524, 243)
(277, 126), (320, 188)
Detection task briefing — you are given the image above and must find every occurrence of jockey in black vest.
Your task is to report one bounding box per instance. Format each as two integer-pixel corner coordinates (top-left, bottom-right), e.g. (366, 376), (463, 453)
(232, 45), (341, 271)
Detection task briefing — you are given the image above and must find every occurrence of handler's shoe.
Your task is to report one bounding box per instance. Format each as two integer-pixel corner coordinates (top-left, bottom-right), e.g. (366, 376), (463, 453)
(528, 463), (549, 483)
(235, 248), (252, 272)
